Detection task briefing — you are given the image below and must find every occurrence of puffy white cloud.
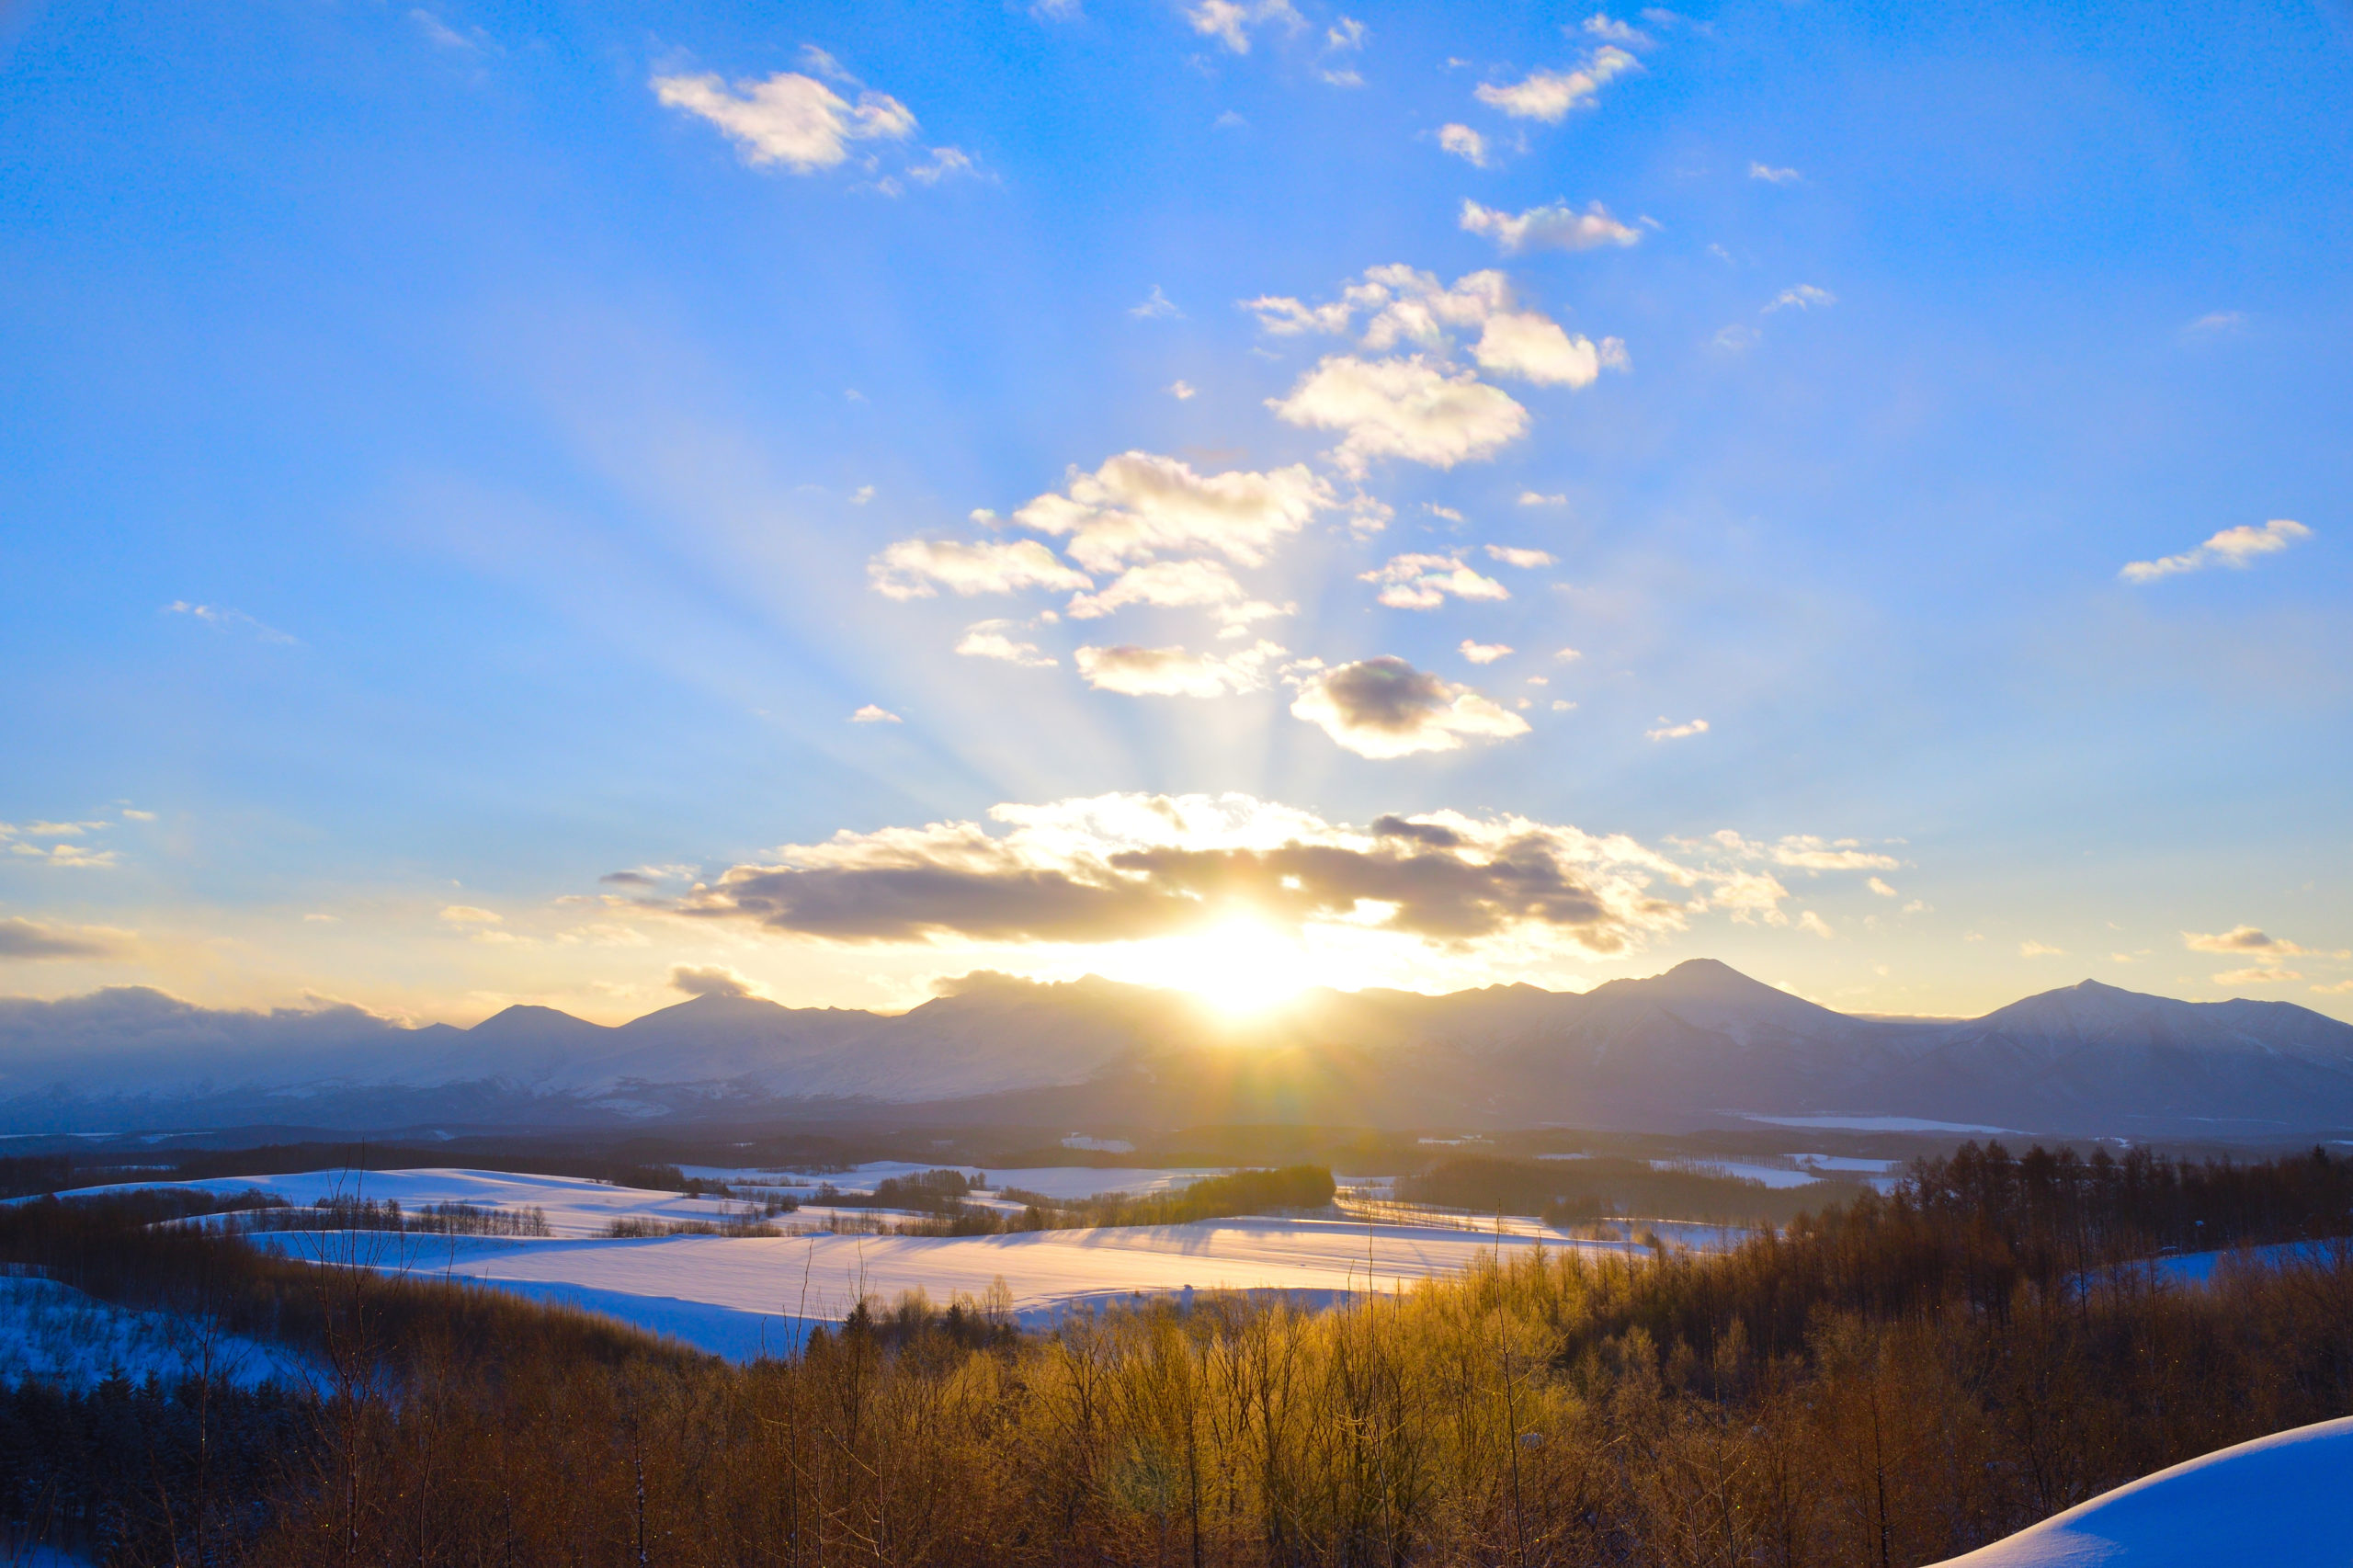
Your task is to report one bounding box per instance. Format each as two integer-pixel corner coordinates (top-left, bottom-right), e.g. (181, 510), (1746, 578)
(1358, 552), (1510, 608)
(1867, 877), (1899, 898)
(955, 620), (1058, 667)
(1185, 0), (1304, 52)
(1167, 380), (1197, 399)
(1748, 162), (1801, 183)
(1764, 284), (1836, 312)
(1290, 656), (1529, 757)
(1520, 491), (1567, 506)
(1459, 199), (1640, 255)
(652, 71), (915, 172)
(1460, 640), (1512, 664)
(0, 916), (134, 960)
(868, 539), (1092, 600)
(1065, 559), (1291, 628)
(1473, 47), (1640, 122)
(850, 704), (904, 723)
(2121, 519), (2310, 584)
(1250, 266), (1623, 397)
(1270, 355), (1528, 475)
(1438, 123), (1492, 167)
(1645, 717), (1709, 740)
(1012, 452), (1333, 573)
(1074, 641), (1283, 698)
(1472, 312), (1624, 387)
(1484, 544), (1555, 568)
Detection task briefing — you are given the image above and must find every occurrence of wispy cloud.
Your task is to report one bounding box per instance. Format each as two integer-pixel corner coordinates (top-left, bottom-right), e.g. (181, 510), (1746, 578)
(0, 916), (134, 960)
(849, 704), (903, 723)
(956, 620), (1059, 667)
(1645, 717), (1709, 740)
(165, 601), (296, 644)
(1747, 162), (1801, 184)
(1129, 285), (1183, 319)
(2121, 519), (2310, 584)
(2018, 939), (2063, 957)
(1763, 284), (1836, 313)
(1184, 0), (1305, 54)
(1359, 552), (1509, 608)
(1483, 544), (1555, 568)
(1074, 640), (1283, 697)
(1459, 199), (1640, 255)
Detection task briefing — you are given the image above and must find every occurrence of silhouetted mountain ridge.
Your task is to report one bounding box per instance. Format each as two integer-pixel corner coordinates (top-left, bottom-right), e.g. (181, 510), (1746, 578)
(1, 960), (2348, 1136)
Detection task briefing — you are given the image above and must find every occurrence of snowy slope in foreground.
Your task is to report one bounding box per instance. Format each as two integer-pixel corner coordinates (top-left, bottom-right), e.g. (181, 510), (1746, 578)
(1928, 1416), (2353, 1566)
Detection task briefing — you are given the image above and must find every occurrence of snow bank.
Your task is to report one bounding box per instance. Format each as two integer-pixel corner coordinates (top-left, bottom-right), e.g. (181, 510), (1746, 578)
(1927, 1415), (2353, 1565)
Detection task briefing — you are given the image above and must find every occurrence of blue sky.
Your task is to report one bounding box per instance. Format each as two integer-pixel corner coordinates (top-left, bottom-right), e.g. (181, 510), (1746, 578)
(2, 0), (2347, 1024)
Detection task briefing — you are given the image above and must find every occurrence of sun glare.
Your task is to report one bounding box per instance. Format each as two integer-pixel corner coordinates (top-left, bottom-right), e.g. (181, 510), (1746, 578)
(1126, 918), (1308, 1017)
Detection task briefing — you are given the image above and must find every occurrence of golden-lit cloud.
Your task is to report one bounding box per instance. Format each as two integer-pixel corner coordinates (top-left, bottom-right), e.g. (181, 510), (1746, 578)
(1289, 656), (1529, 757)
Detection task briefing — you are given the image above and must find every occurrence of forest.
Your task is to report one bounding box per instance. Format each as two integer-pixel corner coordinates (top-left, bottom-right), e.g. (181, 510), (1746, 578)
(0, 1141), (2348, 1566)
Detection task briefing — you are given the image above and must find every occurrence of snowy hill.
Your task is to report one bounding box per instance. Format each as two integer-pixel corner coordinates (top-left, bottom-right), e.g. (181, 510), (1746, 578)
(1928, 1415), (2353, 1566)
(2, 961), (2351, 1135)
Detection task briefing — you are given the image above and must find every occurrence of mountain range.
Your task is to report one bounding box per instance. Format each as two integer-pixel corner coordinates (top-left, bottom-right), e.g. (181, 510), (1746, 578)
(3, 960), (2350, 1139)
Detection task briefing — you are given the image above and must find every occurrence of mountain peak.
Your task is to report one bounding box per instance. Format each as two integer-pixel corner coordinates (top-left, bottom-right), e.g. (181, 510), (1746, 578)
(465, 1004), (605, 1040)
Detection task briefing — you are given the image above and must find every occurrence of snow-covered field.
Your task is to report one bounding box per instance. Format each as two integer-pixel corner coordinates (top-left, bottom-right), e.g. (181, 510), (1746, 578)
(688, 1162), (1225, 1201)
(0, 1275), (312, 1390)
(61, 1165), (1677, 1359)
(1927, 1415), (2353, 1566)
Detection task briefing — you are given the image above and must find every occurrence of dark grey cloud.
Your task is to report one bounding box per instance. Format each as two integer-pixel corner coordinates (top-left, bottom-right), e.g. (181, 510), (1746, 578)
(600, 870), (658, 887)
(680, 816), (1668, 949)
(1290, 655), (1529, 758)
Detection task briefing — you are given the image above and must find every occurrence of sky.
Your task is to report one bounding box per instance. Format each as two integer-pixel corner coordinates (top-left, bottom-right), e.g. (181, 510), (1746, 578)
(2, 0), (2349, 1028)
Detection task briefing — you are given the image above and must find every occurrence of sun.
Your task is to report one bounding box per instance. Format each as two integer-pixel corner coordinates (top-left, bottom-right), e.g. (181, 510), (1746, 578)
(1125, 916), (1309, 1017)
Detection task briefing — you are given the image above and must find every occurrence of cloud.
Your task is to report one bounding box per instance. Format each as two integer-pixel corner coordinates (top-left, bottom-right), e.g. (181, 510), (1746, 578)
(1130, 285), (1183, 320)
(599, 870), (658, 887)
(652, 70), (915, 173)
(1290, 656), (1529, 757)
(1691, 830), (1899, 873)
(1438, 124), (1492, 167)
(1555, 646), (1582, 661)
(868, 539), (1092, 600)
(1168, 380), (1197, 400)
(0, 916), (133, 960)
(1472, 313), (1627, 387)
(1483, 544), (1555, 568)
(1066, 559), (1289, 627)
(1185, 0), (1304, 53)
(850, 704), (903, 723)
(438, 905), (503, 925)
(1867, 877), (1899, 898)
(1764, 284), (1836, 313)
(1359, 552), (1510, 608)
(1461, 640), (1512, 665)
(1645, 717), (1709, 740)
(903, 145), (975, 185)
(1520, 491), (1567, 506)
(1473, 47), (1640, 122)
(2183, 926), (2347, 960)
(1074, 641), (1284, 697)
(165, 601), (295, 644)
(1459, 199), (1640, 254)
(671, 964), (756, 999)
(1583, 13), (1652, 46)
(1797, 910), (1834, 938)
(1011, 452), (1333, 572)
(2183, 311), (2245, 336)
(1747, 162), (1801, 184)
(677, 791), (1684, 951)
(2121, 519), (2311, 584)
(1711, 324), (1759, 352)
(956, 620), (1058, 667)
(2018, 939), (2063, 957)
(120, 809), (157, 822)
(1270, 355), (1528, 475)
(2313, 980), (2353, 995)
(2213, 965), (2302, 984)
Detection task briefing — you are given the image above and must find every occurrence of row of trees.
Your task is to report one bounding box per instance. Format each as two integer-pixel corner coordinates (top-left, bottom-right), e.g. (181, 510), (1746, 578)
(0, 1144), (2347, 1564)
